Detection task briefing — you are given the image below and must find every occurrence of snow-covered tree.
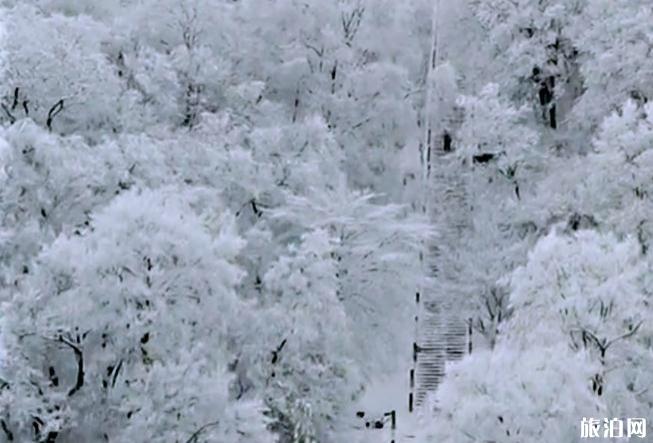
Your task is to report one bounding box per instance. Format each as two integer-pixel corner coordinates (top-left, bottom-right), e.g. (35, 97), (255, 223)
(2, 5), (132, 135)
(423, 229), (653, 441)
(530, 99), (653, 254)
(569, 0), (653, 132)
(271, 182), (429, 375)
(419, 345), (601, 443)
(469, 0), (585, 130)
(0, 187), (275, 442)
(257, 229), (361, 442)
(9, 0), (653, 440)
(0, 121), (120, 287)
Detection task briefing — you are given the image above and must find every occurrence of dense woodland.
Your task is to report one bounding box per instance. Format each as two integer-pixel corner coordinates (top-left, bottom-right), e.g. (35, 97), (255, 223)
(0, 0), (652, 442)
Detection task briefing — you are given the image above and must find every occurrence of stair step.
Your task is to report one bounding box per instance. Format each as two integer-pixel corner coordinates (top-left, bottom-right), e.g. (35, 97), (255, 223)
(412, 312), (471, 410)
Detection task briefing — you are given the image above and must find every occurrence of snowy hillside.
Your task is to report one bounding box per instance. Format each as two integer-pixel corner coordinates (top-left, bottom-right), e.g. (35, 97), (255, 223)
(1, 1), (652, 442)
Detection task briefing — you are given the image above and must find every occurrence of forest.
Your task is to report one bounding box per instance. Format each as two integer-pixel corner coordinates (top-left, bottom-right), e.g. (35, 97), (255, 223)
(0, 0), (652, 442)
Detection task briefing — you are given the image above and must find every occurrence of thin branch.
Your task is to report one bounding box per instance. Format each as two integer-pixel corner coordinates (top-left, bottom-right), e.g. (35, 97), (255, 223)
(1, 419), (13, 441)
(10, 87), (19, 110)
(46, 100), (64, 131)
(605, 321), (644, 349)
(111, 359), (123, 388)
(185, 421), (220, 443)
(351, 117), (372, 130)
(303, 42), (324, 59)
(58, 336), (84, 396)
(271, 338), (287, 364)
(1, 104), (15, 124)
(570, 321), (644, 359)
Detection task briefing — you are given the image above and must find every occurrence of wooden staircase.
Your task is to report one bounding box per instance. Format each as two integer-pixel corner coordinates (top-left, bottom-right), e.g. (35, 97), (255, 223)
(412, 300), (469, 409)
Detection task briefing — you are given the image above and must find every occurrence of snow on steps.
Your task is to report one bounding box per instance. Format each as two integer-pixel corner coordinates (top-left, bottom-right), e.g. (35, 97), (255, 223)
(414, 301), (468, 408)
(345, 299), (470, 441)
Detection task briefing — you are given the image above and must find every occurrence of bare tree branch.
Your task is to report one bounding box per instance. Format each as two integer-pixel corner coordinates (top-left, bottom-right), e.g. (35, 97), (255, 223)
(11, 87), (19, 110)
(58, 336), (84, 396)
(185, 420), (220, 443)
(46, 100), (64, 131)
(1, 104), (15, 124)
(1, 419), (13, 441)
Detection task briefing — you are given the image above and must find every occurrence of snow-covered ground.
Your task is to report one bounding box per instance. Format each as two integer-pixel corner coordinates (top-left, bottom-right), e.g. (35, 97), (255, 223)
(339, 360), (429, 442)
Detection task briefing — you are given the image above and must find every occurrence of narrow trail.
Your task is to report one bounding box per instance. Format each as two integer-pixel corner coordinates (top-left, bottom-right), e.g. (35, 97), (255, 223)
(349, 0), (470, 428)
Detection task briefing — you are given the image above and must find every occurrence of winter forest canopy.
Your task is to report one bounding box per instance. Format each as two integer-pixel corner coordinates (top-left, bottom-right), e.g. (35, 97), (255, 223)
(0, 0), (652, 442)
